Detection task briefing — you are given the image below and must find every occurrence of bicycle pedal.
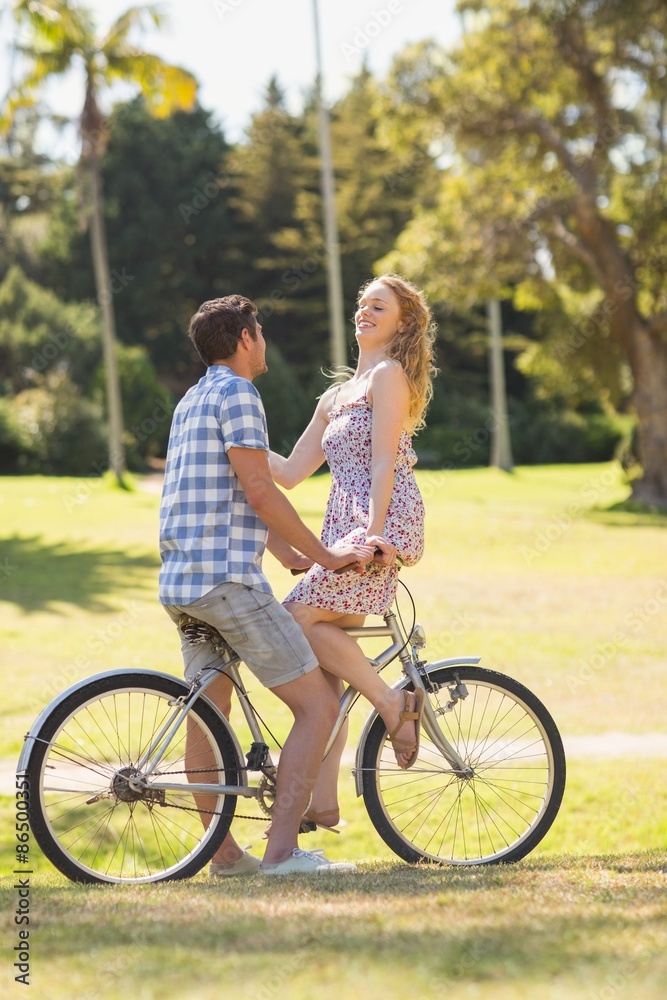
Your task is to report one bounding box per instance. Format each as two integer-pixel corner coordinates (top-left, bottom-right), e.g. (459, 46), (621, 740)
(298, 820), (319, 834)
(298, 818), (344, 835)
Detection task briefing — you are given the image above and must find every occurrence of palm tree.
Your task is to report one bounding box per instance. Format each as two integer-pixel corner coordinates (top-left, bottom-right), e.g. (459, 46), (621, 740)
(5, 0), (197, 483)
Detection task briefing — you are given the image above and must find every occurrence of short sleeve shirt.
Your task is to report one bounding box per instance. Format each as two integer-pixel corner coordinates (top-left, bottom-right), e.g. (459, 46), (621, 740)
(158, 365), (271, 605)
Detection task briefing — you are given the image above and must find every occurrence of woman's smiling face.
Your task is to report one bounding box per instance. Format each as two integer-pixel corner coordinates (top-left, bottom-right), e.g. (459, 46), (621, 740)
(355, 281), (403, 348)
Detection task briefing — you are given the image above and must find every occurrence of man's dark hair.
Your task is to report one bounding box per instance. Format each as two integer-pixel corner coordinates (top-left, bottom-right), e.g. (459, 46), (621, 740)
(188, 295), (258, 366)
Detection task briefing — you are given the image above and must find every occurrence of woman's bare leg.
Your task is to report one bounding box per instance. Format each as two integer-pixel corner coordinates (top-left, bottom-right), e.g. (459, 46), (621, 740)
(285, 602), (419, 772)
(306, 612), (367, 821)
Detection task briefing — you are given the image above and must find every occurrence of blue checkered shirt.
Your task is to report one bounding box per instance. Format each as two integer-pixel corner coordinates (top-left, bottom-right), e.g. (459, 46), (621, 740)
(158, 365), (271, 605)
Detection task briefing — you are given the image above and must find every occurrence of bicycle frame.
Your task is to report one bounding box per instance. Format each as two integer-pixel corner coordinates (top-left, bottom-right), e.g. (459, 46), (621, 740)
(20, 585), (565, 879)
(17, 604), (481, 805)
(134, 607), (479, 801)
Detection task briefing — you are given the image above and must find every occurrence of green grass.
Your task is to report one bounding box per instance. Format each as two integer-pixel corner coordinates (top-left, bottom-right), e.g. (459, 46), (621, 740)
(1, 466), (667, 998)
(1, 843), (666, 999)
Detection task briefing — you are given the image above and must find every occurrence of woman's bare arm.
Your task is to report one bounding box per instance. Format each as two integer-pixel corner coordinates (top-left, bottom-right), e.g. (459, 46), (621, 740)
(367, 362), (411, 539)
(268, 386), (337, 488)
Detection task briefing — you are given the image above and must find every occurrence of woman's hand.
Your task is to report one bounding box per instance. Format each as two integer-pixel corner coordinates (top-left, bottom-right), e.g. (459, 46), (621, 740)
(365, 535), (397, 567)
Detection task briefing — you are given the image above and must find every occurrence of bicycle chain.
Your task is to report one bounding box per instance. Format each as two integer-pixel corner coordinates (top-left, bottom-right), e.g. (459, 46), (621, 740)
(149, 766), (271, 822)
(152, 802), (267, 821)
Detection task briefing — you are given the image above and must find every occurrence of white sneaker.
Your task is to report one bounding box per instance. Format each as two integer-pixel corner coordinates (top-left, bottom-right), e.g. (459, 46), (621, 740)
(260, 848), (358, 876)
(209, 851), (261, 878)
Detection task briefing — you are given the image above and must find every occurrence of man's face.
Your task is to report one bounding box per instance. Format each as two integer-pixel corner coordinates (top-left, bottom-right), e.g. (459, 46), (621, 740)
(248, 322), (268, 379)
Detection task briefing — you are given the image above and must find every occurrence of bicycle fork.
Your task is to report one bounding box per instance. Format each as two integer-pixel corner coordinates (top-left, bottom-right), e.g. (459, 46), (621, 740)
(350, 612), (481, 790)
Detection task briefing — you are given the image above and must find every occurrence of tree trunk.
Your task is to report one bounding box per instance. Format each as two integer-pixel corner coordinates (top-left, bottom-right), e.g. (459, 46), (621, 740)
(487, 298), (514, 472)
(87, 157), (126, 484)
(629, 320), (667, 508)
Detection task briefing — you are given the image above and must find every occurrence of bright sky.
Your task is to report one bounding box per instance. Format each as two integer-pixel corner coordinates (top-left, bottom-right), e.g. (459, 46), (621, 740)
(1, 0), (460, 159)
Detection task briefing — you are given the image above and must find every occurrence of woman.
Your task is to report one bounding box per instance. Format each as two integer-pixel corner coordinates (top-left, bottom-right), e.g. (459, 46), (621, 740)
(269, 273), (436, 833)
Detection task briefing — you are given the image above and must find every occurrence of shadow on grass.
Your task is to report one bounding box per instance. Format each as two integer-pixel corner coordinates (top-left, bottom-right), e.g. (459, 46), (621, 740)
(0, 853), (664, 987)
(586, 499), (667, 528)
(0, 534), (159, 613)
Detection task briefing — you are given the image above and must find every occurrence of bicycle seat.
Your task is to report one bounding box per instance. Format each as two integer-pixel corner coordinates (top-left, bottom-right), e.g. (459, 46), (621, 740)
(178, 613), (226, 648)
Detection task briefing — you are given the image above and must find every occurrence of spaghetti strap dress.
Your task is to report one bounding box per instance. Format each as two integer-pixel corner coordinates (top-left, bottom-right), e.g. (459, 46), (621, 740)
(284, 393), (424, 616)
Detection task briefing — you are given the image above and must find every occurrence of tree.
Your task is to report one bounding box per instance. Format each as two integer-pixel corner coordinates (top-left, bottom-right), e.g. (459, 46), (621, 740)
(228, 78), (330, 384)
(381, 1), (667, 505)
(5, 0), (197, 482)
(0, 108), (66, 283)
(43, 97), (243, 393)
(0, 265), (174, 472)
(229, 71), (443, 387)
(332, 65), (440, 316)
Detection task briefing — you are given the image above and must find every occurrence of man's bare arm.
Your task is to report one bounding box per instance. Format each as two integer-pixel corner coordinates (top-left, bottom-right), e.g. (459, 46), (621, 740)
(228, 447), (373, 571)
(265, 529), (312, 571)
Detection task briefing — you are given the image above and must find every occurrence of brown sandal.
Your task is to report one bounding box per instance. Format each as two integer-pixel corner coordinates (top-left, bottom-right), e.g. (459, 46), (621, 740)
(386, 689), (425, 769)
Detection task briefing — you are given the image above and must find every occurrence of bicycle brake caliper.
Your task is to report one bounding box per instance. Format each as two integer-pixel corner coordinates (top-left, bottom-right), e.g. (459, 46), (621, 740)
(444, 673), (469, 712)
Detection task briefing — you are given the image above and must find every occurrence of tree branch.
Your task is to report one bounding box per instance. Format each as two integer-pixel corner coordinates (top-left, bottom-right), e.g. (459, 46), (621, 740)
(550, 215), (608, 288)
(504, 111), (594, 192)
(649, 312), (667, 338)
(555, 13), (618, 170)
(527, 196), (578, 225)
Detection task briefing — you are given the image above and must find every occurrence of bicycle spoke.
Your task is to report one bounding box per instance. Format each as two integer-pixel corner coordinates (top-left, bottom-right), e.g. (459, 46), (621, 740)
(364, 668), (564, 865)
(34, 680), (238, 882)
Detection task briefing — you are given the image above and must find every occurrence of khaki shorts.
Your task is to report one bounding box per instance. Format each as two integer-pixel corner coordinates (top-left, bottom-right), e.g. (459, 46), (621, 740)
(163, 581), (318, 688)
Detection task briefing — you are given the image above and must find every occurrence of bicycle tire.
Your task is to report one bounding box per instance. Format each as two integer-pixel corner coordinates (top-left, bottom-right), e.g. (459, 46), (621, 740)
(25, 672), (241, 884)
(361, 665), (565, 866)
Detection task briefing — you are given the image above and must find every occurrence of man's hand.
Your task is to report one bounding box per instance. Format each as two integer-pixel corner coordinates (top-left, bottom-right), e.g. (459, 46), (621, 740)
(266, 529), (315, 572)
(286, 551), (314, 572)
(323, 543), (375, 574)
(365, 535), (397, 567)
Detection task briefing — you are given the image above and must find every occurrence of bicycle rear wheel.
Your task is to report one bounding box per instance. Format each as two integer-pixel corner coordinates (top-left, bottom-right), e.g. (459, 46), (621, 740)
(25, 672), (241, 884)
(361, 666), (565, 865)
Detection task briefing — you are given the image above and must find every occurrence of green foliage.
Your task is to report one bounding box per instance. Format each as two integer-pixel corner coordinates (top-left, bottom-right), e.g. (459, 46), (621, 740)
(6, 3), (663, 477)
(0, 109), (67, 283)
(415, 385), (627, 468)
(5, 369), (106, 474)
(0, 396), (31, 470)
(0, 266), (175, 472)
(0, 265), (101, 395)
(510, 405), (629, 465)
(93, 343), (175, 470)
(42, 98), (242, 388)
(256, 343), (309, 455)
(42, 74), (443, 396)
(378, 0), (667, 496)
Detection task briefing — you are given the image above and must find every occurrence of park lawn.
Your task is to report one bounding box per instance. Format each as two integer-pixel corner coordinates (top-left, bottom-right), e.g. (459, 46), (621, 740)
(1, 463), (666, 759)
(1, 830), (666, 1000)
(1, 764), (666, 1000)
(1, 465), (667, 998)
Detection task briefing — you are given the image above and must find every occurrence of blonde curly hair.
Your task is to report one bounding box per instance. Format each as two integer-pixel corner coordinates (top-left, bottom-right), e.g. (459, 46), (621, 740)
(358, 273), (438, 433)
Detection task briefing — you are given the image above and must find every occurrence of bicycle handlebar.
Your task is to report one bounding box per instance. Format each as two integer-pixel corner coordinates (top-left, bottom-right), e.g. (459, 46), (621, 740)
(290, 547), (400, 577)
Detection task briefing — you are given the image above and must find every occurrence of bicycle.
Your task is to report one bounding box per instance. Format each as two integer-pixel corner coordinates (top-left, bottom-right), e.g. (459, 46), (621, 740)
(18, 579), (566, 884)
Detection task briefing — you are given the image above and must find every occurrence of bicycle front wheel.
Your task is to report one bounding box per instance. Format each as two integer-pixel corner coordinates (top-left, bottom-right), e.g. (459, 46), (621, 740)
(25, 672), (241, 884)
(361, 666), (565, 865)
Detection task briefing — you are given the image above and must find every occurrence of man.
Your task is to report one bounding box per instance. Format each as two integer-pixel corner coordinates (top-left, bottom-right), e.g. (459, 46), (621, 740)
(159, 294), (373, 876)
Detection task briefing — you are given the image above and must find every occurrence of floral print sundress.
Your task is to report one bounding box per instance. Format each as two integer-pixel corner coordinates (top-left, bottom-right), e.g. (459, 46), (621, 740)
(285, 394), (424, 616)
